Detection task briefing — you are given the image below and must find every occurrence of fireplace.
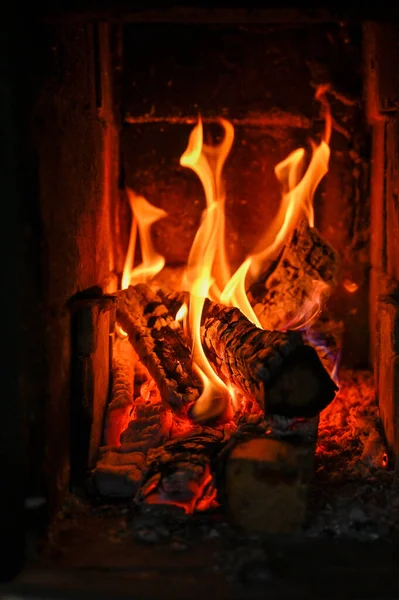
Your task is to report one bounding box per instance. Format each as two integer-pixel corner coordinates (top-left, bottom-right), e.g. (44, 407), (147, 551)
(3, 5), (399, 595)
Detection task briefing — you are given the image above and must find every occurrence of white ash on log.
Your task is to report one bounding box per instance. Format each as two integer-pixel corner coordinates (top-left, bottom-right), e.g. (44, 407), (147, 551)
(159, 289), (338, 418)
(104, 338), (137, 446)
(247, 220), (339, 330)
(116, 284), (201, 415)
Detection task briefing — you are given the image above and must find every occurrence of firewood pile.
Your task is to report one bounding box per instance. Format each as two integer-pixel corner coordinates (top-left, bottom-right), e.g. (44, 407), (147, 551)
(93, 221), (342, 533)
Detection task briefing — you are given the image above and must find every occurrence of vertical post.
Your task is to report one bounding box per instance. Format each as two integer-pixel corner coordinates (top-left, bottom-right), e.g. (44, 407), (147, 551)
(364, 22), (399, 466)
(70, 295), (116, 488)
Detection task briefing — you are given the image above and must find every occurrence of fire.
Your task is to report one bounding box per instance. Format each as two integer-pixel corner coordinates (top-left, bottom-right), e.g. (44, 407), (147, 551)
(179, 118), (233, 421)
(121, 188), (167, 289)
(175, 302), (188, 322)
(343, 279), (358, 293)
(220, 111), (331, 325)
(119, 88), (335, 422)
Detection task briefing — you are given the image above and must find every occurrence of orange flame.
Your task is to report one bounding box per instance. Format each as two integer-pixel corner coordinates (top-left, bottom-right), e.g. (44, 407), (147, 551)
(179, 118), (233, 422)
(175, 302), (188, 322)
(121, 188), (167, 289)
(120, 88), (334, 424)
(285, 280), (331, 331)
(221, 89), (332, 326)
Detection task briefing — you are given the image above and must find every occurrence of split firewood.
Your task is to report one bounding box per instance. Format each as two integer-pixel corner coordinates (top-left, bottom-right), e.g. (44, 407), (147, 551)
(159, 289), (338, 418)
(116, 284), (201, 415)
(104, 338), (137, 446)
(224, 430), (317, 534)
(247, 220), (339, 330)
(135, 427), (226, 514)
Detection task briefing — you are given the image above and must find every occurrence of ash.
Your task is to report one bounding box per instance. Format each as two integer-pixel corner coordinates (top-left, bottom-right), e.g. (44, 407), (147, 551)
(307, 369), (399, 540)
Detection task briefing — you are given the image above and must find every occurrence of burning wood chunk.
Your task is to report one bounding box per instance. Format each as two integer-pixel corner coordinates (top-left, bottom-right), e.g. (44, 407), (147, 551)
(104, 338), (137, 446)
(159, 289), (338, 417)
(202, 300), (337, 417)
(224, 423), (318, 534)
(247, 220), (339, 331)
(116, 284), (201, 415)
(136, 427), (225, 514)
(120, 379), (173, 452)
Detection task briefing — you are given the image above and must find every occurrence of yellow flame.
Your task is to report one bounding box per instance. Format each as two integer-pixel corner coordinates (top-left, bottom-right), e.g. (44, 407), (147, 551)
(221, 91), (332, 323)
(121, 188), (167, 289)
(115, 323), (128, 339)
(176, 302), (188, 322)
(181, 117), (233, 294)
(180, 118), (233, 421)
(119, 88), (334, 423)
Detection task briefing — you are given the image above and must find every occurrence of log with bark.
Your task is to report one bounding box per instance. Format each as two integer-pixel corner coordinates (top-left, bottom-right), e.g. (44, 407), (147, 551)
(247, 220), (339, 330)
(116, 284), (201, 415)
(158, 288), (338, 417)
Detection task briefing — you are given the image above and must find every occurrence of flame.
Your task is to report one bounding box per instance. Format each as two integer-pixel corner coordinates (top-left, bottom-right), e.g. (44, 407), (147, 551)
(220, 87), (332, 325)
(115, 323), (128, 339)
(285, 280), (331, 331)
(121, 188), (167, 289)
(118, 88), (334, 425)
(175, 302), (188, 322)
(179, 118), (233, 421)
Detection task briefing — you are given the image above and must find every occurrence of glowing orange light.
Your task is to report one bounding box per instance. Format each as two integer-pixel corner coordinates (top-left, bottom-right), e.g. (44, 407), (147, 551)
(343, 279), (359, 293)
(179, 118), (233, 422)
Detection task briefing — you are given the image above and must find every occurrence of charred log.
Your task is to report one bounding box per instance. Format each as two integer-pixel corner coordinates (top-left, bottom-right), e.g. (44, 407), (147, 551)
(247, 220), (339, 330)
(116, 284), (201, 415)
(159, 289), (338, 417)
(135, 427), (226, 514)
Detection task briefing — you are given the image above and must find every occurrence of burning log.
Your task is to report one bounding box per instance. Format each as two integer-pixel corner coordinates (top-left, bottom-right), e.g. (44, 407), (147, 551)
(94, 378), (174, 498)
(136, 427), (225, 514)
(116, 284), (201, 415)
(104, 338), (137, 446)
(159, 289), (338, 418)
(247, 220), (339, 330)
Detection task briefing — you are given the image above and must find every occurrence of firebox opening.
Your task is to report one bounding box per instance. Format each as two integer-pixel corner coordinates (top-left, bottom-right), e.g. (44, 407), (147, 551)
(5, 6), (399, 592)
(71, 16), (390, 534)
